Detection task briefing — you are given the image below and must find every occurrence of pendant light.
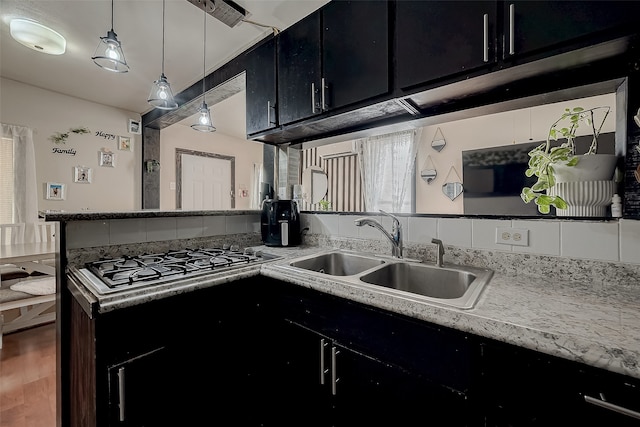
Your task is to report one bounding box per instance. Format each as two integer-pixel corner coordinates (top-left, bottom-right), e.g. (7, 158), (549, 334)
(191, 1), (216, 132)
(92, 0), (129, 72)
(148, 0), (178, 110)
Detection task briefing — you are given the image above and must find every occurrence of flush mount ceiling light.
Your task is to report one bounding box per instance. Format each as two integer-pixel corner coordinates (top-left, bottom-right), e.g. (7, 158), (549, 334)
(92, 0), (129, 72)
(191, 1), (216, 132)
(10, 19), (66, 55)
(148, 0), (178, 110)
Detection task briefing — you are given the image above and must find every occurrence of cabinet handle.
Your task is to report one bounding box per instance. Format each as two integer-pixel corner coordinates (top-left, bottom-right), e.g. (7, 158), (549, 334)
(321, 77), (327, 111)
(117, 367), (126, 422)
(311, 82), (317, 113)
(483, 13), (489, 62)
(331, 346), (340, 396)
(267, 101), (276, 126)
(509, 4), (515, 55)
(319, 338), (329, 385)
(584, 394), (640, 420)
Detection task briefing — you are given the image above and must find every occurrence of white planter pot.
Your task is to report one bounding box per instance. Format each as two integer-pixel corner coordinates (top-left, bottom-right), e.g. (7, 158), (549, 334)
(553, 154), (617, 183)
(548, 180), (615, 217)
(549, 154), (618, 217)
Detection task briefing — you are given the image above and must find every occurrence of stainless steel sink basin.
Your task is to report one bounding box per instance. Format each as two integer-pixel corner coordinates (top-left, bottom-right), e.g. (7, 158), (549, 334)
(360, 263), (477, 299)
(285, 251), (493, 309)
(289, 251), (385, 276)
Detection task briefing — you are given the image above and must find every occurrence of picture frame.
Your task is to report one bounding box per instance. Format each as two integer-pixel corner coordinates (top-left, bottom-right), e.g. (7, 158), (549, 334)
(46, 182), (65, 200)
(118, 136), (132, 151)
(128, 118), (141, 134)
(99, 150), (115, 167)
(73, 166), (92, 183)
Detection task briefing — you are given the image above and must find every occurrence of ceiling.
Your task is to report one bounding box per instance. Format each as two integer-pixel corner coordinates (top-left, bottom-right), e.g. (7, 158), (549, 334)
(0, 0), (329, 116)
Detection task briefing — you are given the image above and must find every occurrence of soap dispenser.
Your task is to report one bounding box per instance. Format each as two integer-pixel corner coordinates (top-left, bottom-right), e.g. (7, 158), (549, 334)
(611, 194), (622, 218)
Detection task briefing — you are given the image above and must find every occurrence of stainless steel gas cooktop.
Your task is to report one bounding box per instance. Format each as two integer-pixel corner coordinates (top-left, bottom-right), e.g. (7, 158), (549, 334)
(76, 247), (275, 295)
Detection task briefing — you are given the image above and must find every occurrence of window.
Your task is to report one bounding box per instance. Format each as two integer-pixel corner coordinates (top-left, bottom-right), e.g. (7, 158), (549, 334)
(0, 137), (13, 223)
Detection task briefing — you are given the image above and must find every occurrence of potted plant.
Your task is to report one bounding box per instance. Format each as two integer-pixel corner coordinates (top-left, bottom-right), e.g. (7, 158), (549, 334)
(520, 106), (616, 214)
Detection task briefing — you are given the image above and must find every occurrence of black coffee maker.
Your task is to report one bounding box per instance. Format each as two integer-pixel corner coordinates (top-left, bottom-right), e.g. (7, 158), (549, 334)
(261, 199), (301, 247)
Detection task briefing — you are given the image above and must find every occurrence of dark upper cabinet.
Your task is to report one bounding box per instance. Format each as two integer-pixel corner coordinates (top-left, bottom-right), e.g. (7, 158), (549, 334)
(277, 1), (389, 126)
(396, 1), (497, 91)
(277, 11), (322, 126)
(322, 0), (389, 111)
(504, 1), (640, 59)
(246, 37), (277, 135)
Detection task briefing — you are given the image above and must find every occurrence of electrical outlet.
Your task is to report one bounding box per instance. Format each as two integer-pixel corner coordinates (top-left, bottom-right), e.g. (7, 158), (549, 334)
(496, 227), (529, 246)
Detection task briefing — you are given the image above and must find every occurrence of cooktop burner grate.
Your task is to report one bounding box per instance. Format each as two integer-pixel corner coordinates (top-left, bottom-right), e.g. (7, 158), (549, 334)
(81, 247), (270, 293)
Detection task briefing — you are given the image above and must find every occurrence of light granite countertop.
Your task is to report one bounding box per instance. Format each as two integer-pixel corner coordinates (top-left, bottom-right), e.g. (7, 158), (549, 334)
(66, 243), (640, 381)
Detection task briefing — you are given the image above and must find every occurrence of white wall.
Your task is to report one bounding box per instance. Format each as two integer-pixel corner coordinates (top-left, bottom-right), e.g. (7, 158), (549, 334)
(0, 77), (142, 213)
(159, 91), (263, 210)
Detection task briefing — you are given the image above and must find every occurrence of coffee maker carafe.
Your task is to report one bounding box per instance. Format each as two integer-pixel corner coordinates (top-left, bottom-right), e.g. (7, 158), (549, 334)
(261, 199), (301, 247)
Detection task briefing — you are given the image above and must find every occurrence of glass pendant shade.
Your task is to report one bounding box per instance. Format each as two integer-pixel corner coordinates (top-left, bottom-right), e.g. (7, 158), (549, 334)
(148, 0), (178, 110)
(191, 101), (216, 132)
(192, 2), (215, 133)
(92, 30), (129, 72)
(92, 0), (129, 73)
(148, 74), (178, 110)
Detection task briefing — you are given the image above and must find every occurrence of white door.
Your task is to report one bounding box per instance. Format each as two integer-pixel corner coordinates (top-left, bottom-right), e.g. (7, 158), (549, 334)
(181, 154), (232, 210)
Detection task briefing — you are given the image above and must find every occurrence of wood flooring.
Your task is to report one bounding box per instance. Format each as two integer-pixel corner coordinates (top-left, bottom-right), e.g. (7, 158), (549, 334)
(0, 323), (56, 427)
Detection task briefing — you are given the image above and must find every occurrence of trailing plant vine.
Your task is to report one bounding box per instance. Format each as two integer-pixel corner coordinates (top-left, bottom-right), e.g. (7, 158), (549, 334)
(520, 106), (610, 214)
(49, 126), (90, 144)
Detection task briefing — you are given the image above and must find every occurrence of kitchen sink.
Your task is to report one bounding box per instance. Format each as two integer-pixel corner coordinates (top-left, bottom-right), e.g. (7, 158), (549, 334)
(285, 251), (493, 309)
(360, 262), (478, 299)
(289, 251), (386, 276)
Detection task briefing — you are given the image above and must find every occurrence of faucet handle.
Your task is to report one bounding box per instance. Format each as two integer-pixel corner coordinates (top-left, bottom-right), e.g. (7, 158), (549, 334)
(431, 238), (445, 267)
(379, 210), (401, 231)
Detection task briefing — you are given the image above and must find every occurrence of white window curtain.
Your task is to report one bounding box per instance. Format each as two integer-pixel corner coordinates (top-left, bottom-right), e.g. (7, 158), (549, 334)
(1, 124), (38, 241)
(251, 162), (264, 209)
(356, 129), (421, 213)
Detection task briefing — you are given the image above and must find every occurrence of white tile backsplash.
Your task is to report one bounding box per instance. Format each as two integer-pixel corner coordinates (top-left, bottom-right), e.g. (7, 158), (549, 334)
(225, 215), (247, 234)
(620, 219), (640, 264)
(65, 212), (640, 266)
(146, 217), (177, 242)
(338, 215), (360, 238)
(560, 221), (619, 261)
(438, 218), (472, 247)
(176, 216), (204, 239)
(247, 214), (261, 233)
(110, 219), (146, 245)
(313, 214), (340, 235)
(407, 217), (437, 243)
(472, 219), (512, 250)
(512, 219), (561, 256)
(66, 220), (110, 249)
(202, 216), (225, 236)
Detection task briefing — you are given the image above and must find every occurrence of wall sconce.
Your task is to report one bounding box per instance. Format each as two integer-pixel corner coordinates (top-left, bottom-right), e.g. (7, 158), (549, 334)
(146, 159), (160, 173)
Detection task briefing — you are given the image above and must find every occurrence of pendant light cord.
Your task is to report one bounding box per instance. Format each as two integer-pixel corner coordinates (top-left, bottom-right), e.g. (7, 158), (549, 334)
(162, 0), (166, 75)
(202, 1), (206, 99)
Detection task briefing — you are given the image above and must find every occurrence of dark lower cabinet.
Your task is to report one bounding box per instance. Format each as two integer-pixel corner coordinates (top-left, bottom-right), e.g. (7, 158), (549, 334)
(68, 275), (640, 427)
(106, 347), (170, 426)
(270, 319), (471, 427)
(481, 340), (640, 427)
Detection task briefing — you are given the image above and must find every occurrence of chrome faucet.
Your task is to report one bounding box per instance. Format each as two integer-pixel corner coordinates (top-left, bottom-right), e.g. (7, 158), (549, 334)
(354, 210), (403, 258)
(431, 238), (445, 267)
